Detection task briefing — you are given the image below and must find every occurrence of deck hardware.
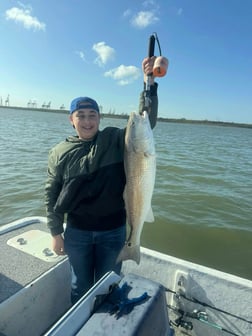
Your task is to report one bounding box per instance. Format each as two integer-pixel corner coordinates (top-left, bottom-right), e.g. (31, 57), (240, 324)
(170, 314), (193, 331)
(43, 248), (54, 257)
(17, 238), (27, 245)
(170, 270), (188, 307)
(192, 309), (208, 321)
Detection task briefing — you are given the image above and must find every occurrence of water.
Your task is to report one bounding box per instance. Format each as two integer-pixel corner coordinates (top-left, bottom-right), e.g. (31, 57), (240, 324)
(1, 107), (252, 280)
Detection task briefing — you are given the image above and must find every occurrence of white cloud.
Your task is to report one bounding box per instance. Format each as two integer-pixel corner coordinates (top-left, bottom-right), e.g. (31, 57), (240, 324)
(123, 9), (131, 18)
(104, 65), (141, 86)
(143, 0), (156, 7)
(92, 42), (115, 67)
(131, 11), (159, 29)
(177, 8), (183, 16)
(75, 50), (86, 62)
(5, 6), (46, 31)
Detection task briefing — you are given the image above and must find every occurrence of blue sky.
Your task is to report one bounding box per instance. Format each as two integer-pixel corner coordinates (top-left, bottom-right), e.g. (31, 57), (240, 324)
(0, 0), (251, 124)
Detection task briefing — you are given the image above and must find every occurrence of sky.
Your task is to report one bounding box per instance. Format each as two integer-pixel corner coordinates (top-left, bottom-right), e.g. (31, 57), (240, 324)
(0, 0), (252, 124)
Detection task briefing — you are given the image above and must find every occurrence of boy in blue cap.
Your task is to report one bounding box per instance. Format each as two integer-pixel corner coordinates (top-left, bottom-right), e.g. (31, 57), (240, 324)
(45, 57), (158, 304)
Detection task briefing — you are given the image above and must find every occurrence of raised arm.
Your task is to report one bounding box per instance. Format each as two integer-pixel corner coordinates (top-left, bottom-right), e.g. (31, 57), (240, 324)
(139, 56), (158, 129)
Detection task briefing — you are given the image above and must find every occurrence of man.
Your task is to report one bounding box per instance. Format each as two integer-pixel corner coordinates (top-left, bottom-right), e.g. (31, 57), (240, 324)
(45, 57), (158, 304)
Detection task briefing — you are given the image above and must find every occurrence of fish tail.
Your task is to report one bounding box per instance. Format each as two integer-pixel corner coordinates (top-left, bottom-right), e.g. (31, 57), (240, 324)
(116, 243), (141, 265)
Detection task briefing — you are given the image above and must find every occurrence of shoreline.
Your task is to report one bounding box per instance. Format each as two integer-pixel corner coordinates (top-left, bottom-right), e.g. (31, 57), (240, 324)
(1, 104), (251, 129)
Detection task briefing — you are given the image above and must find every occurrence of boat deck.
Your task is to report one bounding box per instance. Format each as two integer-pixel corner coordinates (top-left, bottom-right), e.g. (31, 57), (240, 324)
(1, 217), (252, 336)
(0, 218), (66, 304)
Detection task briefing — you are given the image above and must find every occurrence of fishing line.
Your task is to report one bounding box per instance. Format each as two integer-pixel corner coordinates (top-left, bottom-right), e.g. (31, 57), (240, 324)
(143, 33), (168, 114)
(167, 304), (241, 336)
(164, 287), (252, 325)
(152, 32), (162, 56)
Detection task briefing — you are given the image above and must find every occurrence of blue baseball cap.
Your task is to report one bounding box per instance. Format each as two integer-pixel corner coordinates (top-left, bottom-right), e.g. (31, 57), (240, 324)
(70, 97), (100, 114)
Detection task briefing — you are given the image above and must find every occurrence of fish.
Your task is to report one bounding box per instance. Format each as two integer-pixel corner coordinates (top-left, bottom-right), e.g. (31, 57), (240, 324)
(117, 110), (156, 264)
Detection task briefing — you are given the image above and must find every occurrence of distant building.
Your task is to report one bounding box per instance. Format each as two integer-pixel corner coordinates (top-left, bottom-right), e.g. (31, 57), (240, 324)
(5, 95), (10, 106)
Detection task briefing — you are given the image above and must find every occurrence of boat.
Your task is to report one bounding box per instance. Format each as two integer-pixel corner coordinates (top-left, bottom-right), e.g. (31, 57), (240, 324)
(0, 216), (251, 335)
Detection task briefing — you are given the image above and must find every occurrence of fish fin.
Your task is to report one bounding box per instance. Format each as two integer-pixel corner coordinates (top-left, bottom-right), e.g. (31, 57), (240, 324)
(116, 243), (141, 265)
(145, 207), (154, 223)
(144, 151), (155, 157)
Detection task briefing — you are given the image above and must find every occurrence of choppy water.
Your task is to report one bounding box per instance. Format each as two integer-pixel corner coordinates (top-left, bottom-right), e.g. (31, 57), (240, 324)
(1, 107), (252, 280)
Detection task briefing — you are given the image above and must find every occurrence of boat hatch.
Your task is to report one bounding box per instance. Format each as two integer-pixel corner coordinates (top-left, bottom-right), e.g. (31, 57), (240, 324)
(45, 272), (172, 336)
(7, 229), (64, 262)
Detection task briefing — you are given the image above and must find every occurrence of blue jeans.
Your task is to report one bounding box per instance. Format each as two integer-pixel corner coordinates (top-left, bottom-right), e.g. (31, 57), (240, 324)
(64, 225), (126, 304)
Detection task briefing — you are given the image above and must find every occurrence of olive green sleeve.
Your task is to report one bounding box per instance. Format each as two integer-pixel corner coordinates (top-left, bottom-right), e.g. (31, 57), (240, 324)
(139, 82), (158, 129)
(44, 149), (64, 236)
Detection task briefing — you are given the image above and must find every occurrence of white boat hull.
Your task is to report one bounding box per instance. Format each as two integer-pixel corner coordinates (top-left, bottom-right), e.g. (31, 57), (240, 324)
(0, 217), (251, 336)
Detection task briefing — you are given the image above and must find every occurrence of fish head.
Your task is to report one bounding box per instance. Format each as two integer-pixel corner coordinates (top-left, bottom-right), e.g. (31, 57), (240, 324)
(125, 111), (155, 155)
